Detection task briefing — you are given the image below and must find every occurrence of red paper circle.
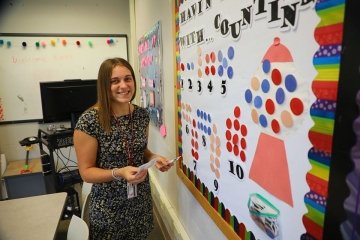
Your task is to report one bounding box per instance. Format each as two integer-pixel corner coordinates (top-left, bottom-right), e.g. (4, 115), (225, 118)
(290, 98), (304, 115)
(271, 68), (282, 85)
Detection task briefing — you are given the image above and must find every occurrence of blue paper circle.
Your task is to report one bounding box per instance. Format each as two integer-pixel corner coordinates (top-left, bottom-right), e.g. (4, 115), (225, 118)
(228, 46), (235, 60)
(218, 65), (224, 77)
(285, 74), (297, 92)
(227, 66), (233, 79)
(245, 89), (253, 103)
(276, 87), (285, 104)
(261, 79), (270, 93)
(259, 114), (268, 128)
(254, 96), (263, 109)
(217, 50), (223, 62)
(262, 59), (271, 73)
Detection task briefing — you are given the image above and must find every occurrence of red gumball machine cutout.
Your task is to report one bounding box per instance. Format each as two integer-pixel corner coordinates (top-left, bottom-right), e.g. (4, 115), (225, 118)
(246, 37), (306, 207)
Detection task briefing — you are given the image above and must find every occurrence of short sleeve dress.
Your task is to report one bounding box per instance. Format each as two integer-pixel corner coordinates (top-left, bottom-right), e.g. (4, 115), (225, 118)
(75, 104), (154, 240)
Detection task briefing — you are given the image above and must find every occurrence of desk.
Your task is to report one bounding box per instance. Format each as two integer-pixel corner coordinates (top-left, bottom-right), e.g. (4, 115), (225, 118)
(2, 159), (42, 177)
(2, 159), (47, 199)
(0, 192), (67, 240)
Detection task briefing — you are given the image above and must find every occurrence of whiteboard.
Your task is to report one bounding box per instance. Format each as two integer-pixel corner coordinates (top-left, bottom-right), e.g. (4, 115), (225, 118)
(0, 34), (128, 124)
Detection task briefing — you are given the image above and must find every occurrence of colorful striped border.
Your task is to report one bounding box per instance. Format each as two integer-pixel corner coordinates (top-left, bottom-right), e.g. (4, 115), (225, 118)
(304, 0), (345, 239)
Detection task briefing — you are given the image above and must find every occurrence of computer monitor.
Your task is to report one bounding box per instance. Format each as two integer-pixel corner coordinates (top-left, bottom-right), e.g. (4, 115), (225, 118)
(39, 79), (97, 127)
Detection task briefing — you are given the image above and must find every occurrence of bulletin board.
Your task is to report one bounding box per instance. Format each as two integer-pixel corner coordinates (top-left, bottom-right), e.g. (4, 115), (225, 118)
(175, 0), (345, 239)
(0, 33), (128, 124)
(138, 21), (165, 130)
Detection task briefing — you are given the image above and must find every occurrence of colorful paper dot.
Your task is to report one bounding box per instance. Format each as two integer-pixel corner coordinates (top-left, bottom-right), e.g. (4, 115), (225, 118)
(226, 130), (232, 140)
(245, 89), (253, 103)
(234, 106), (241, 118)
(259, 114), (267, 127)
(205, 66), (209, 75)
(241, 125), (247, 136)
(271, 119), (281, 133)
(281, 110), (293, 127)
(232, 134), (239, 145)
(290, 98), (304, 115)
(223, 58), (228, 68)
(210, 52), (216, 63)
(240, 138), (246, 148)
(251, 77), (260, 90)
(254, 96), (263, 109)
(265, 99), (275, 114)
(226, 118), (232, 129)
(262, 59), (271, 73)
(227, 66), (233, 79)
(218, 65), (224, 76)
(205, 54), (210, 63)
(275, 88), (285, 104)
(217, 50), (223, 62)
(211, 65), (216, 75)
(228, 46), (234, 60)
(271, 68), (282, 85)
(285, 74), (297, 92)
(261, 79), (270, 93)
(234, 119), (240, 131)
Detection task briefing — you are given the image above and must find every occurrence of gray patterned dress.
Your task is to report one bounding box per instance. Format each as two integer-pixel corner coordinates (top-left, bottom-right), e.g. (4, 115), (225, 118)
(75, 105), (153, 240)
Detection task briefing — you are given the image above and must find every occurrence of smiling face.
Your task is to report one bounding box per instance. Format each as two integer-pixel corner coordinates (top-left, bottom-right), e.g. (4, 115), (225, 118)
(110, 65), (135, 104)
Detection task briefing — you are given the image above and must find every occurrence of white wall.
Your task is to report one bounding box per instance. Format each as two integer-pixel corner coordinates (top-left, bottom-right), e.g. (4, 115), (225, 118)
(0, 0), (131, 161)
(132, 0), (226, 239)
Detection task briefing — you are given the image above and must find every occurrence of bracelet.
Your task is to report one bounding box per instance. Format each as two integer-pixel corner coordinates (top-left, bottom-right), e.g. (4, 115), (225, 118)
(111, 168), (122, 181)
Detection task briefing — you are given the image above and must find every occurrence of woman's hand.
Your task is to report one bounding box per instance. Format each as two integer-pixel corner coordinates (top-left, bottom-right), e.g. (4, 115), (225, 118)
(117, 166), (148, 184)
(154, 156), (174, 172)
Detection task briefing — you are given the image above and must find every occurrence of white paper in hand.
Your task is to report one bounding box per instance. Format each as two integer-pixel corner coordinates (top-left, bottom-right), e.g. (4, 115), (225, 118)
(135, 159), (156, 176)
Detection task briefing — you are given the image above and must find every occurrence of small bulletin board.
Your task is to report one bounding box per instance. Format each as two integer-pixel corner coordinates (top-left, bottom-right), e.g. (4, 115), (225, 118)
(175, 0), (345, 239)
(0, 33), (128, 124)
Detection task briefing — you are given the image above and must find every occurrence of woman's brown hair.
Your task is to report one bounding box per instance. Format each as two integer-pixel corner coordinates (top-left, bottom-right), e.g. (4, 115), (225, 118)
(95, 58), (137, 132)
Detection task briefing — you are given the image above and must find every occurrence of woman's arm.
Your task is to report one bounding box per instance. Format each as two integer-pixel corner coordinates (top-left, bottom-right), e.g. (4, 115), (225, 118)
(74, 130), (147, 183)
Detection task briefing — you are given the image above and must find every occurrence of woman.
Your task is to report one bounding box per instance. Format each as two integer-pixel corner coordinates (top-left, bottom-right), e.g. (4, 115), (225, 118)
(73, 57), (172, 239)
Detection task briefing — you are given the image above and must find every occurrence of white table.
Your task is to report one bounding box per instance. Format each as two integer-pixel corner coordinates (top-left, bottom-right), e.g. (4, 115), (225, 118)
(0, 192), (67, 240)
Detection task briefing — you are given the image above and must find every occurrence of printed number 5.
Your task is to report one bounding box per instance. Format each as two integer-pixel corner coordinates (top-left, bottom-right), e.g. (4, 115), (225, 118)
(221, 80), (227, 95)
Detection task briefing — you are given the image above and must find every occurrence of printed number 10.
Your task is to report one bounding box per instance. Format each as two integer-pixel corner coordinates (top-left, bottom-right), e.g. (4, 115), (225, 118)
(228, 160), (244, 179)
